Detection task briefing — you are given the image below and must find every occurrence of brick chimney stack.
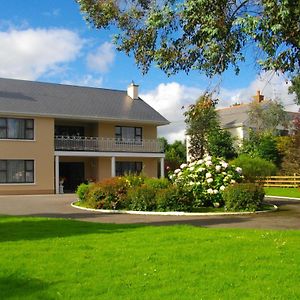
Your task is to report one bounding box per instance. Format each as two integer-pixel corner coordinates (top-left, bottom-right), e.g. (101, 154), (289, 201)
(253, 90), (264, 103)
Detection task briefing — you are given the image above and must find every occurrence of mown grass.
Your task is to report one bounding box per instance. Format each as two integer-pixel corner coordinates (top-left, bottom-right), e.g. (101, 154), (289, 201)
(264, 187), (300, 198)
(0, 215), (299, 299)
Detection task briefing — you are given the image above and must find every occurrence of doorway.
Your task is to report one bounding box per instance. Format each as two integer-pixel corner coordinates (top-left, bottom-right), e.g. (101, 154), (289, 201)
(59, 162), (85, 192)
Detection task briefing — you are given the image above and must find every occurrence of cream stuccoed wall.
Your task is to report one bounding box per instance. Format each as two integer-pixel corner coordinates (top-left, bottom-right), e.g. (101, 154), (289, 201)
(0, 117), (55, 195)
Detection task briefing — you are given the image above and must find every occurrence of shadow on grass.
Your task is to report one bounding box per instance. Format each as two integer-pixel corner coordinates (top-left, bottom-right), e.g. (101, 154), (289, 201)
(0, 274), (54, 300)
(0, 216), (143, 242)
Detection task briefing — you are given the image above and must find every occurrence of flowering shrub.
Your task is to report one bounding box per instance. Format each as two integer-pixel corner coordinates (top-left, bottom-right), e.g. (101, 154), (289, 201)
(169, 155), (243, 207)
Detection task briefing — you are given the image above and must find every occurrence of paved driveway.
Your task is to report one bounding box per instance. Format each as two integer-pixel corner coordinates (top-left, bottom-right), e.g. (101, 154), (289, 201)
(0, 194), (299, 230)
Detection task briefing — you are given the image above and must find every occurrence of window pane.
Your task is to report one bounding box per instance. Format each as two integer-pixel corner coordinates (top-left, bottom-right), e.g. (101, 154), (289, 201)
(135, 128), (142, 136)
(25, 160), (34, 171)
(25, 129), (34, 139)
(0, 171), (6, 183)
(7, 161), (25, 183)
(122, 127), (134, 139)
(25, 171), (34, 183)
(0, 161), (6, 171)
(7, 119), (25, 139)
(0, 118), (6, 127)
(115, 126), (121, 135)
(0, 128), (6, 138)
(26, 119), (34, 129)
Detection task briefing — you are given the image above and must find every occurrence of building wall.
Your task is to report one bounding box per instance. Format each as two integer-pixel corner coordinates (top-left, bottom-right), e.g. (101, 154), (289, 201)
(0, 117), (55, 195)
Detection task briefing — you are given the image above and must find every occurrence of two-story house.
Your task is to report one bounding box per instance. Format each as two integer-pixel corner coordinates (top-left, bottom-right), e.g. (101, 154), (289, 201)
(0, 78), (169, 195)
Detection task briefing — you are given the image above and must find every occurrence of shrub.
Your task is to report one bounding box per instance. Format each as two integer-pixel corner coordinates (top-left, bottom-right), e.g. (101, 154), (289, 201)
(76, 183), (90, 201)
(156, 185), (193, 212)
(170, 155), (243, 207)
(85, 177), (129, 209)
(144, 177), (171, 189)
(127, 184), (157, 211)
(231, 154), (276, 182)
(123, 173), (145, 188)
(222, 183), (265, 211)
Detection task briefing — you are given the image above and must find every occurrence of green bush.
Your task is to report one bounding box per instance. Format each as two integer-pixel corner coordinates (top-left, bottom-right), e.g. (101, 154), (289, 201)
(127, 184), (157, 211)
(76, 183), (90, 201)
(156, 185), (193, 212)
(144, 177), (171, 189)
(223, 183), (265, 211)
(85, 177), (129, 209)
(123, 173), (145, 188)
(231, 154), (276, 182)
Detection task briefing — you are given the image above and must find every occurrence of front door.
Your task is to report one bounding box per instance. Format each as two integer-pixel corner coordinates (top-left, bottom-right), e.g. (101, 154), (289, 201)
(59, 162), (85, 193)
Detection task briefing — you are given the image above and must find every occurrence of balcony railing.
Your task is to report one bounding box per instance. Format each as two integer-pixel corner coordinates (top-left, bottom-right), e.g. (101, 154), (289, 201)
(55, 136), (164, 153)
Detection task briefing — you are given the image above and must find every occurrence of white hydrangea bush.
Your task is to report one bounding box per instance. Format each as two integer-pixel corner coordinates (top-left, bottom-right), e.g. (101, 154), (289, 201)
(169, 155), (243, 207)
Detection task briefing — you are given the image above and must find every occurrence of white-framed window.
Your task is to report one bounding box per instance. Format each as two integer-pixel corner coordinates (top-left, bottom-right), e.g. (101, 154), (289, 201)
(0, 160), (34, 183)
(0, 118), (34, 140)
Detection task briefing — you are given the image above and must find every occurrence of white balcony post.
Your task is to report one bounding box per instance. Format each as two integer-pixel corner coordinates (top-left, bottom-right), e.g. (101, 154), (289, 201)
(55, 155), (60, 194)
(160, 157), (165, 178)
(111, 156), (116, 177)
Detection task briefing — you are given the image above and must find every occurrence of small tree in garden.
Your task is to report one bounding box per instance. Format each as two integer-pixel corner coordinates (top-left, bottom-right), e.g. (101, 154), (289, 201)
(185, 94), (219, 159)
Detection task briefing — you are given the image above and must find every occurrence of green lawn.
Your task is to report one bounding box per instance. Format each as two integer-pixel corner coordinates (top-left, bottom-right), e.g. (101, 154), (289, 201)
(264, 187), (300, 198)
(0, 216), (300, 299)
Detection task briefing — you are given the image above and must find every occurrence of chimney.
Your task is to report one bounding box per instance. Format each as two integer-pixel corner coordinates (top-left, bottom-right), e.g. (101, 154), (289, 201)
(253, 90), (264, 103)
(127, 81), (139, 100)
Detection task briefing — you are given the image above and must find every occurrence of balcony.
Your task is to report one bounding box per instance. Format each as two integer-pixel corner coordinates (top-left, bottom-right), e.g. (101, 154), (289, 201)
(54, 136), (164, 153)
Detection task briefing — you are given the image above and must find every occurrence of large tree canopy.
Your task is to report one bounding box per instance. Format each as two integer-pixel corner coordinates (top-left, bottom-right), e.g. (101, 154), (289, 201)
(77, 0), (299, 77)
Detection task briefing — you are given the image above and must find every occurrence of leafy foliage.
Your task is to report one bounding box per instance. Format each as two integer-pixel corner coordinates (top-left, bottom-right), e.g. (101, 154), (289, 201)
(231, 154), (277, 182)
(241, 131), (282, 165)
(289, 74), (300, 105)
(277, 116), (300, 175)
(207, 128), (237, 160)
(76, 182), (90, 201)
(223, 183), (265, 212)
(159, 137), (186, 171)
(77, 0), (300, 77)
(185, 94), (219, 159)
(247, 100), (289, 134)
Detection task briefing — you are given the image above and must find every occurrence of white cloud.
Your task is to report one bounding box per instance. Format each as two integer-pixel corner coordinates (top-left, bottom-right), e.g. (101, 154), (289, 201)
(0, 28), (83, 80)
(217, 71), (298, 111)
(86, 42), (115, 73)
(62, 74), (103, 88)
(141, 73), (299, 143)
(141, 82), (203, 143)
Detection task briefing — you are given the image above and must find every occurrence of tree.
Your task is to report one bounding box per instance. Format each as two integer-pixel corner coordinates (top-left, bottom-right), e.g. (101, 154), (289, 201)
(185, 94), (219, 159)
(289, 74), (300, 105)
(277, 116), (300, 174)
(247, 100), (289, 134)
(77, 0), (300, 77)
(207, 128), (237, 160)
(159, 137), (186, 171)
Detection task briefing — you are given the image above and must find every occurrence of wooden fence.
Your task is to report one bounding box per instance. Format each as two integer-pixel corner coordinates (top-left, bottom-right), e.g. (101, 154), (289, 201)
(257, 174), (300, 188)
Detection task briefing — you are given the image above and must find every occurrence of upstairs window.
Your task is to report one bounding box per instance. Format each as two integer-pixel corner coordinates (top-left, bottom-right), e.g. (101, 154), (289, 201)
(115, 126), (142, 144)
(0, 118), (34, 140)
(0, 160), (34, 183)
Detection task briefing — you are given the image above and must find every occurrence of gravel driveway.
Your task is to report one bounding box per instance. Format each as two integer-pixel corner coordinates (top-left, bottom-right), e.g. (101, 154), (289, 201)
(0, 194), (299, 230)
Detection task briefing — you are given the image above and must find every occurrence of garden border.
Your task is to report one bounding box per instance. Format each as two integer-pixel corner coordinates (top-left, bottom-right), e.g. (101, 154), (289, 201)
(265, 195), (300, 201)
(71, 201), (278, 216)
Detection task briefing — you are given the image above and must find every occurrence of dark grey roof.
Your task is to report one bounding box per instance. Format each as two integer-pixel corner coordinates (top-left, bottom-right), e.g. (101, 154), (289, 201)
(217, 104), (250, 128)
(0, 77), (169, 125)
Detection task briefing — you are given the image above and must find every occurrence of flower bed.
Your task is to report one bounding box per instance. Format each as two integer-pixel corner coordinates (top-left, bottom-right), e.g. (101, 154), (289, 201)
(76, 155), (265, 212)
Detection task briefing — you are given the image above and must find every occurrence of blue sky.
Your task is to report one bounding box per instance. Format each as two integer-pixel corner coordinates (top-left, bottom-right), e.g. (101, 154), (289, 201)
(0, 0), (298, 141)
